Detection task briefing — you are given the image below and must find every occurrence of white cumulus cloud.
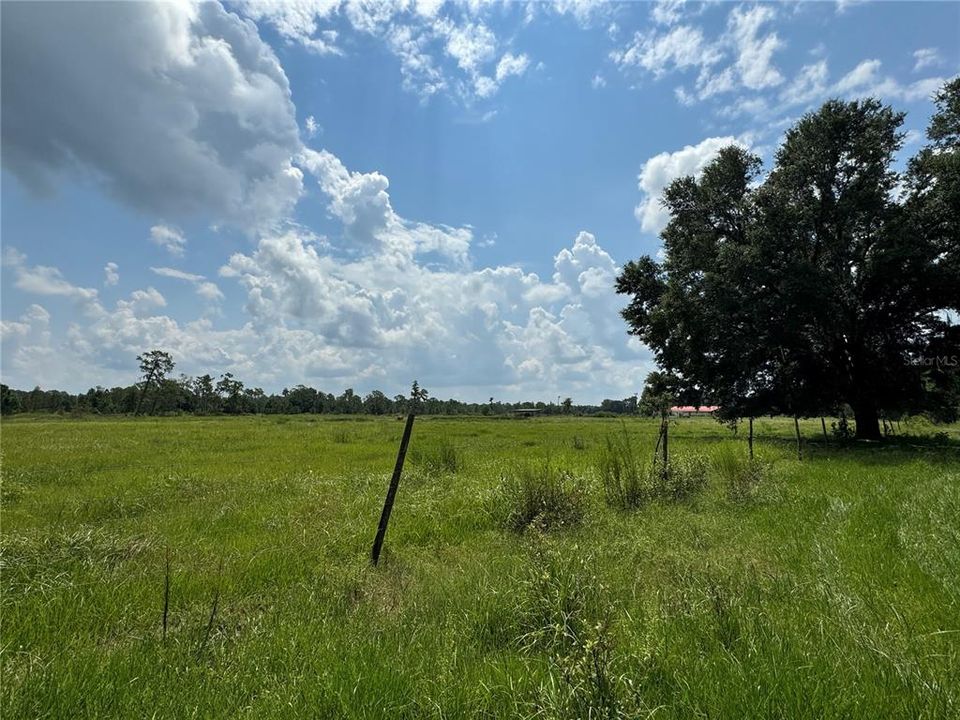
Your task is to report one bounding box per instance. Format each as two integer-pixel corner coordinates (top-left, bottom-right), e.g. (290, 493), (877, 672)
(1, 1), (304, 232)
(635, 136), (744, 234)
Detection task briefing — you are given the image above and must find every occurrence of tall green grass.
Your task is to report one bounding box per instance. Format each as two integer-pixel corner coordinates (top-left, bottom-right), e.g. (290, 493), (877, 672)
(1, 414), (958, 718)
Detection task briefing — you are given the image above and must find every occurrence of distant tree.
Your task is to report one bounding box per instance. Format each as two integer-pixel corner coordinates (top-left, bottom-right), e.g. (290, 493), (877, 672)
(561, 397), (573, 414)
(410, 380), (429, 411)
(135, 350), (174, 415)
(216, 372), (244, 414)
(283, 385), (316, 414)
(336, 388), (362, 414)
(638, 371), (676, 417)
(244, 387), (266, 414)
(363, 390), (391, 415)
(1, 384), (21, 415)
(193, 374), (217, 414)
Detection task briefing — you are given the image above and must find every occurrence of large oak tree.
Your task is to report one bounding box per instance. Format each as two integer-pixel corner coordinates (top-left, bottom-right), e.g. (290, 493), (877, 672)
(617, 82), (960, 439)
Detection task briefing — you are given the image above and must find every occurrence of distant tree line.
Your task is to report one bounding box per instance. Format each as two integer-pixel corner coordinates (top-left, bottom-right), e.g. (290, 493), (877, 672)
(0, 351), (640, 418)
(617, 81), (960, 438)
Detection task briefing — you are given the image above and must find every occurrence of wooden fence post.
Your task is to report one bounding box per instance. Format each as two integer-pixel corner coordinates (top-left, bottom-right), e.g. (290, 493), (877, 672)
(821, 417), (828, 445)
(794, 416), (803, 461)
(662, 415), (669, 470)
(371, 413), (416, 566)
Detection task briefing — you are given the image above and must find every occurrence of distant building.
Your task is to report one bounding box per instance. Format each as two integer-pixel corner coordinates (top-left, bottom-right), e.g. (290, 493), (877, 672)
(670, 405), (719, 417)
(511, 408), (542, 418)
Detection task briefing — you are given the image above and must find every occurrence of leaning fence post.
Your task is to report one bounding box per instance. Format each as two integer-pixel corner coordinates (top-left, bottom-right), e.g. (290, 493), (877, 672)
(821, 416), (829, 445)
(371, 413), (416, 566)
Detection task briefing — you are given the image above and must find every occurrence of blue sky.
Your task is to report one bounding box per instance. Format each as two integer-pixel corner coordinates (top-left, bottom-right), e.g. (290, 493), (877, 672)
(1, 0), (957, 402)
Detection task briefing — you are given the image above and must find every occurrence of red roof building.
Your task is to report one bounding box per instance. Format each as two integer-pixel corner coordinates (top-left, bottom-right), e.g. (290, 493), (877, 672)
(669, 405), (720, 416)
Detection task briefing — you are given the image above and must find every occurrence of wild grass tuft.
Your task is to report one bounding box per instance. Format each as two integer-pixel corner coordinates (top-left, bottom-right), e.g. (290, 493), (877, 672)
(654, 452), (709, 502)
(712, 443), (767, 503)
(597, 425), (649, 509)
(518, 542), (640, 719)
(490, 461), (585, 532)
(408, 438), (464, 474)
(598, 425), (709, 508)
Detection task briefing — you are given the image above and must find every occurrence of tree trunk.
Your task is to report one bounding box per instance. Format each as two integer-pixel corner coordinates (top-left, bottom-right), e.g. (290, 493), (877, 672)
(134, 369), (155, 416)
(852, 401), (882, 440)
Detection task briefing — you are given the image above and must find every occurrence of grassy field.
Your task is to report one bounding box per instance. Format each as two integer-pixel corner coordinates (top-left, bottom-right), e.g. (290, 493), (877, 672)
(2, 414), (959, 719)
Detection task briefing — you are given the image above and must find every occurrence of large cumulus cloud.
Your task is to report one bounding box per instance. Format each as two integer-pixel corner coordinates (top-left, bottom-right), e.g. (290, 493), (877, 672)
(1, 0), (304, 231)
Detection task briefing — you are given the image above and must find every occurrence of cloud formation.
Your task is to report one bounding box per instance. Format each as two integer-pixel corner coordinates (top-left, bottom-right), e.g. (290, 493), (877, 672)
(238, 0), (536, 103)
(1, 1), (304, 232)
(3, 224), (647, 400)
(634, 135), (744, 234)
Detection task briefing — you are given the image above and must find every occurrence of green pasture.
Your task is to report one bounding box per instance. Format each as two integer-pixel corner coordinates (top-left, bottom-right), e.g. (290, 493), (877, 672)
(1, 415), (958, 718)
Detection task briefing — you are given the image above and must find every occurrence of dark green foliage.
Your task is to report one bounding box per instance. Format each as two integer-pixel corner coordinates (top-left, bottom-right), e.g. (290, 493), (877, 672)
(617, 85), (960, 438)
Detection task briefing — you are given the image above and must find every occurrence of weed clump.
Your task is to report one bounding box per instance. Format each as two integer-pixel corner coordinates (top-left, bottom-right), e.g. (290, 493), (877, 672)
(518, 542), (644, 719)
(654, 452), (709, 502)
(331, 428), (352, 444)
(409, 439), (464, 474)
(491, 462), (585, 532)
(713, 444), (767, 503)
(598, 425), (709, 509)
(598, 427), (648, 509)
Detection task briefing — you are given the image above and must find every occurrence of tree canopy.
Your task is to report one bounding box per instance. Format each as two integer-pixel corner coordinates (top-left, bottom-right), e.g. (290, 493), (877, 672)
(616, 82), (960, 439)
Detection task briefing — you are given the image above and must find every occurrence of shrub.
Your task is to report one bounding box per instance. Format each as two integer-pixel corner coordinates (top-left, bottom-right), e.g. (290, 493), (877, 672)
(571, 435), (587, 451)
(491, 462), (585, 532)
(409, 439), (463, 474)
(831, 413), (854, 441)
(713, 444), (766, 503)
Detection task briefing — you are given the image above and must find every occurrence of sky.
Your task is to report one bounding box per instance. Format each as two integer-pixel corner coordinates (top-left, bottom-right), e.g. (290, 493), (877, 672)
(1, 0), (957, 403)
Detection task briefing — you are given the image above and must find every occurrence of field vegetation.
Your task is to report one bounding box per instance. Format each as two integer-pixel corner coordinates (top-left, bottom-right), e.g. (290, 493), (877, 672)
(2, 414), (959, 718)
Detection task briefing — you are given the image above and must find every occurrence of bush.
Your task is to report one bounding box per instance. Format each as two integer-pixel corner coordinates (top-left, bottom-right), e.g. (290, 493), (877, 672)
(713, 444), (766, 503)
(491, 462), (586, 532)
(831, 413), (854, 441)
(409, 439), (463, 474)
(571, 435), (587, 451)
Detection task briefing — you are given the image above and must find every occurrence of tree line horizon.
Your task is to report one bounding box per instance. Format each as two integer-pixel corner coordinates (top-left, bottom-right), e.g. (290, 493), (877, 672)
(2, 84), (957, 432)
(0, 357), (636, 417)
